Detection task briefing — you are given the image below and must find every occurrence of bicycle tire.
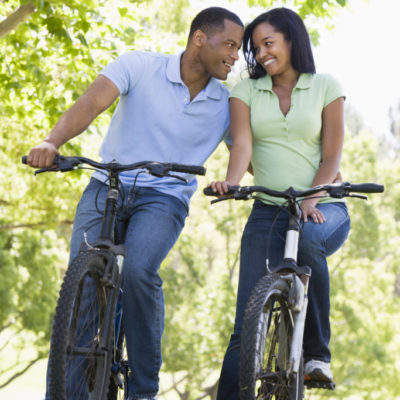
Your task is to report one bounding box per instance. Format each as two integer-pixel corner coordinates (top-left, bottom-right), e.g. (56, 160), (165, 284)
(239, 274), (304, 400)
(49, 251), (119, 400)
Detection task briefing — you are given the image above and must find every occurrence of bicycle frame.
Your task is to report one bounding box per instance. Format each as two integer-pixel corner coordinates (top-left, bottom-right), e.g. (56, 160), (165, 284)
(269, 199), (310, 377)
(92, 166), (127, 387)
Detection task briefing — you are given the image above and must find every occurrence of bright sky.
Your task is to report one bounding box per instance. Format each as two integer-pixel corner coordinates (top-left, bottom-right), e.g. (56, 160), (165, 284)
(314, 0), (400, 137)
(192, 0), (400, 137)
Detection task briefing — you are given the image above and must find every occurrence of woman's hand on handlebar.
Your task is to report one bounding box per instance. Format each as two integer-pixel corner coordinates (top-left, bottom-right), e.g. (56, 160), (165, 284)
(27, 141), (59, 168)
(208, 180), (234, 196)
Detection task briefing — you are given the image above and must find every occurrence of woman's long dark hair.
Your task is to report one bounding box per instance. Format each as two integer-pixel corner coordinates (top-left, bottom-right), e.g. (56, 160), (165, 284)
(243, 8), (316, 79)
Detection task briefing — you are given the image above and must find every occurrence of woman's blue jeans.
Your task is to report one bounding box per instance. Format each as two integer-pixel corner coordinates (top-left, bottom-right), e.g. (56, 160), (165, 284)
(217, 200), (350, 400)
(45, 178), (187, 400)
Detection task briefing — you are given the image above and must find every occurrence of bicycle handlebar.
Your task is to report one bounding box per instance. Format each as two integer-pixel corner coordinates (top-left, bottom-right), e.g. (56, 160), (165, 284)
(344, 183), (385, 194)
(203, 181), (384, 203)
(22, 155), (206, 177)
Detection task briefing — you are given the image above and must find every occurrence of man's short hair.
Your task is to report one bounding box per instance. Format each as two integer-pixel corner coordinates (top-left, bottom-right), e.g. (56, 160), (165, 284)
(188, 7), (243, 38)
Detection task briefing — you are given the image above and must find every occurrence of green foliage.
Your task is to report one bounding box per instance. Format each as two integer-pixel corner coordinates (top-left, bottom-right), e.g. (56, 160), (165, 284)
(0, 228), (62, 387)
(308, 128), (400, 399)
(247, 0), (348, 44)
(0, 0), (189, 388)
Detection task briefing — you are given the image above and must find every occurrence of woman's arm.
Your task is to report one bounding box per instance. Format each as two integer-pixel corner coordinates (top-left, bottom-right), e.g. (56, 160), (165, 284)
(301, 96), (345, 223)
(210, 97), (253, 195)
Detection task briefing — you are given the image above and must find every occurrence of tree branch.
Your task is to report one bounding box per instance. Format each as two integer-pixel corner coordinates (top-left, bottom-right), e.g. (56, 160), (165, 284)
(196, 379), (219, 399)
(0, 327), (24, 353)
(0, 220), (73, 231)
(0, 1), (37, 39)
(158, 374), (187, 397)
(0, 355), (45, 389)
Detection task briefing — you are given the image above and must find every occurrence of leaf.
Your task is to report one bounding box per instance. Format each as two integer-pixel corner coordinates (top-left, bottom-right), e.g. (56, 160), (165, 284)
(77, 33), (88, 47)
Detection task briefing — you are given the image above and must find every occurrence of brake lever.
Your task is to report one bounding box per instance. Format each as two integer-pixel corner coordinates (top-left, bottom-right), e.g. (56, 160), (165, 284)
(210, 195), (234, 204)
(234, 192), (252, 200)
(145, 163), (166, 178)
(348, 194), (368, 200)
(34, 156), (81, 175)
(34, 166), (60, 175)
(167, 173), (188, 183)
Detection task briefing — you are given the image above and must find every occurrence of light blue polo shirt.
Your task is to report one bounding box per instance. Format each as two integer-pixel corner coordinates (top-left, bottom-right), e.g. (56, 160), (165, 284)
(92, 50), (230, 207)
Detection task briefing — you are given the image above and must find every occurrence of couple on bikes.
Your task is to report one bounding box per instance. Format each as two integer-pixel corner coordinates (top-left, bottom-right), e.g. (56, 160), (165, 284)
(27, 6), (349, 400)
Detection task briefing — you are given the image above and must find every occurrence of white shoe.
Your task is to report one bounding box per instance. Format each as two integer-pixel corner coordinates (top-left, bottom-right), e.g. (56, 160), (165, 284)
(304, 360), (333, 382)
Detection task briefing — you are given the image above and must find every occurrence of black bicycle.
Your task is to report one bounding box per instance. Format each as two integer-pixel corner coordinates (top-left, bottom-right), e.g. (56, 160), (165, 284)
(23, 155), (206, 400)
(204, 181), (384, 400)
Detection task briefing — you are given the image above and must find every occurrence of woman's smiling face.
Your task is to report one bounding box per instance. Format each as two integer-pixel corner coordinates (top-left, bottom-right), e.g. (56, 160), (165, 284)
(252, 21), (293, 76)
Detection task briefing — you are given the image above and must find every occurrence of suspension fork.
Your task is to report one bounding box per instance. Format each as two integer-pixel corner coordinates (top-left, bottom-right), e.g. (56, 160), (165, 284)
(283, 200), (310, 375)
(284, 200), (302, 262)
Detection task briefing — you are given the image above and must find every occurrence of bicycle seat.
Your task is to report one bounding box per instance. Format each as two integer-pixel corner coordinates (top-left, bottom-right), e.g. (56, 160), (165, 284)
(270, 259), (312, 276)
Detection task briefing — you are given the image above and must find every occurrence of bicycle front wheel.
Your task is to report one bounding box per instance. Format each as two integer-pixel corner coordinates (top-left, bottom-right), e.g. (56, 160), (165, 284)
(239, 274), (304, 400)
(49, 251), (119, 400)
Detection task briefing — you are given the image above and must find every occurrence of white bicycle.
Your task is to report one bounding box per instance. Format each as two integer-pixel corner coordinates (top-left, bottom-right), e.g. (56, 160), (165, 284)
(205, 181), (384, 400)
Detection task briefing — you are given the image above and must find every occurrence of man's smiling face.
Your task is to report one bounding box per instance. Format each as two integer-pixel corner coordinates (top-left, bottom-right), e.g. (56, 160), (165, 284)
(198, 19), (244, 80)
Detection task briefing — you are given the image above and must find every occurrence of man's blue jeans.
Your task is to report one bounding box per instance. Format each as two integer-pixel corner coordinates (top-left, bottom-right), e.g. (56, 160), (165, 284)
(45, 178), (187, 399)
(217, 200), (350, 400)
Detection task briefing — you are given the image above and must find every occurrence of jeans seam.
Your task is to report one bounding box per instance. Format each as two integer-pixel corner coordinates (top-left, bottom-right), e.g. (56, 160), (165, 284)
(154, 288), (161, 382)
(323, 213), (350, 250)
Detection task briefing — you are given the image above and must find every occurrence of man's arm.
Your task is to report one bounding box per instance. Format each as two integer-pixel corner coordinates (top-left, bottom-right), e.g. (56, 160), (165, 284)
(27, 75), (120, 168)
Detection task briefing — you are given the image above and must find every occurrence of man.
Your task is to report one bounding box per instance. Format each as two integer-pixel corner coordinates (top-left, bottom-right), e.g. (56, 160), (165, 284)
(27, 7), (244, 400)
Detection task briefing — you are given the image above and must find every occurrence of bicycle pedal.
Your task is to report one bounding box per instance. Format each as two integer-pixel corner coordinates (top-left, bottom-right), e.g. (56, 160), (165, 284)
(111, 371), (124, 388)
(304, 379), (335, 390)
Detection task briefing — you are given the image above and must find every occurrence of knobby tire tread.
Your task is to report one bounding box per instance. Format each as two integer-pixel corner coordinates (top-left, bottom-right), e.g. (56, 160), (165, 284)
(239, 274), (304, 400)
(239, 274), (276, 400)
(49, 251), (115, 400)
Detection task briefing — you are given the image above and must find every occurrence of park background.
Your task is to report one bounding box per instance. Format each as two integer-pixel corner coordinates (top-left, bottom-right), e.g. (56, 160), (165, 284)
(1, 0), (400, 398)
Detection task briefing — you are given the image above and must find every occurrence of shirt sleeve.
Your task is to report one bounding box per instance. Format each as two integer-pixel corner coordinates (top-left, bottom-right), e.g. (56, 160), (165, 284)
(223, 126), (233, 146)
(323, 74), (345, 107)
(229, 78), (253, 106)
(100, 51), (147, 96)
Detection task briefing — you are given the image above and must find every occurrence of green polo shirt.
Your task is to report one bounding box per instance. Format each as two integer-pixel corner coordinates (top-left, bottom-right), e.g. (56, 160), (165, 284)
(230, 73), (344, 205)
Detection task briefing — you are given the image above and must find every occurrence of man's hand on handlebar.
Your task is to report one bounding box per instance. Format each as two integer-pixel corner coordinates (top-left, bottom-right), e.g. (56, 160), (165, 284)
(26, 141), (59, 168)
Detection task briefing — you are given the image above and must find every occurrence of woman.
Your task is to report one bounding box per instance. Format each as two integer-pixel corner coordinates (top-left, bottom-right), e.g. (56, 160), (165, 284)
(210, 8), (351, 399)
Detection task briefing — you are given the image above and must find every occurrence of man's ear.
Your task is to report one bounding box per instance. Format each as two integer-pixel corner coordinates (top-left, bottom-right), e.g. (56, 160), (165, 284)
(192, 29), (207, 47)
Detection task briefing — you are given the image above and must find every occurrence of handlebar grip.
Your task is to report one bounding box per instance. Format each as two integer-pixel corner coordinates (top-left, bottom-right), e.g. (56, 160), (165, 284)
(203, 185), (240, 197)
(203, 186), (219, 196)
(21, 155), (62, 166)
(170, 163), (206, 176)
(349, 183), (385, 193)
